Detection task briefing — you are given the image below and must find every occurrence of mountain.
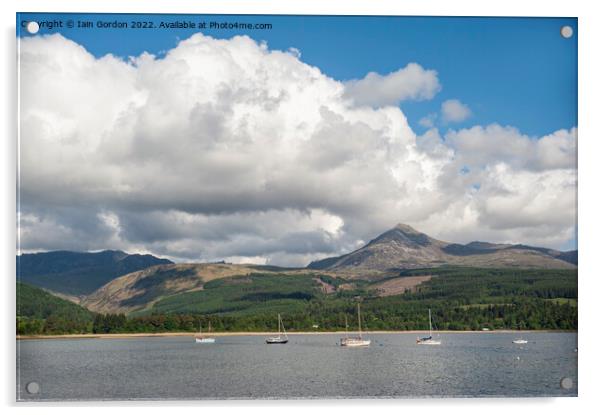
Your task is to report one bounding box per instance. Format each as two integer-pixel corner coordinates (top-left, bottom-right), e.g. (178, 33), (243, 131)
(19, 225), (576, 318)
(17, 250), (173, 296)
(308, 224), (577, 272)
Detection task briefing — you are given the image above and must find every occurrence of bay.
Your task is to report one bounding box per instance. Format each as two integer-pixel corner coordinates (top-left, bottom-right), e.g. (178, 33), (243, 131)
(16, 332), (577, 400)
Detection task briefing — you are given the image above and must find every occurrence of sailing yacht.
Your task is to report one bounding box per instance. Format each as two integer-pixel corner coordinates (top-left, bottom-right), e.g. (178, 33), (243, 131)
(266, 313), (289, 344)
(512, 324), (528, 344)
(195, 321), (216, 343)
(340, 303), (371, 347)
(416, 309), (441, 345)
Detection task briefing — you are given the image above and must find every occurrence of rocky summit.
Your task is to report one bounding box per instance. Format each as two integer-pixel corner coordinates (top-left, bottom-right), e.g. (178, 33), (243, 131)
(308, 223), (576, 272)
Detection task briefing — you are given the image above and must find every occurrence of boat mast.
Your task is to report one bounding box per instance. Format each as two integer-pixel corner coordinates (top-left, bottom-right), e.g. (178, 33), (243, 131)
(358, 303), (362, 339)
(282, 315), (288, 339)
(345, 315), (349, 339)
(428, 309), (433, 337)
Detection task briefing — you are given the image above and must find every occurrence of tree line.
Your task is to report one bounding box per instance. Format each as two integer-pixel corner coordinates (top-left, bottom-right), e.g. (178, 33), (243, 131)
(18, 297), (576, 335)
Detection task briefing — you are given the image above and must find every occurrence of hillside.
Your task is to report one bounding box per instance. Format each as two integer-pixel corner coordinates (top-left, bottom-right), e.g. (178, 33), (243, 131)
(86, 267), (577, 332)
(17, 250), (173, 296)
(17, 223), (578, 330)
(81, 263), (332, 314)
(17, 282), (94, 334)
(77, 224), (577, 316)
(17, 262), (578, 333)
(308, 224), (576, 272)
(145, 272), (321, 316)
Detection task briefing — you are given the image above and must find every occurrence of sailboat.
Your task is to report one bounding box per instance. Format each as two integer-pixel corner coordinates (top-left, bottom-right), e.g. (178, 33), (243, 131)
(266, 313), (289, 344)
(512, 323), (528, 344)
(340, 303), (371, 347)
(195, 321), (216, 343)
(416, 309), (441, 345)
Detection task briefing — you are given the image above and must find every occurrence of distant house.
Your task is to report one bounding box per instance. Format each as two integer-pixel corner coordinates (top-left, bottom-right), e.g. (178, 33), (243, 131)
(312, 324), (319, 329)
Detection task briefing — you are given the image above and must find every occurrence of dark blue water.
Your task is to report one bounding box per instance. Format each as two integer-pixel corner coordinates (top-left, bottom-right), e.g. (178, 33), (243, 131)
(17, 332), (577, 400)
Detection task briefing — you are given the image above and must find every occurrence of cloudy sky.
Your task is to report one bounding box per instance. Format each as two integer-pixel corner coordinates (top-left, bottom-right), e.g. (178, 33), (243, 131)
(18, 14), (577, 265)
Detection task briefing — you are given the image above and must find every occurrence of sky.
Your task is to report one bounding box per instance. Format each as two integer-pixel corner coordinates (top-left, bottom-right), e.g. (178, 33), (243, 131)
(17, 13), (577, 265)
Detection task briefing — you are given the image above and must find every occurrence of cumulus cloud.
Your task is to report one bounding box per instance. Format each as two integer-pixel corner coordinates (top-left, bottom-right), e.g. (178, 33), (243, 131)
(445, 124), (577, 171)
(18, 34), (577, 265)
(419, 113), (437, 128)
(343, 63), (441, 107)
(441, 99), (471, 123)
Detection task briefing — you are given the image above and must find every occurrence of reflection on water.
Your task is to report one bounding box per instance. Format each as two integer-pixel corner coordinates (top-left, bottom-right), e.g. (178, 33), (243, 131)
(17, 332), (577, 400)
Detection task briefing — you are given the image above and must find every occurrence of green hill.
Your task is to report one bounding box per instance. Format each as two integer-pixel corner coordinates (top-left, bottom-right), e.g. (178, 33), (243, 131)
(144, 273), (320, 317)
(122, 267), (577, 332)
(17, 282), (94, 334)
(16, 266), (577, 334)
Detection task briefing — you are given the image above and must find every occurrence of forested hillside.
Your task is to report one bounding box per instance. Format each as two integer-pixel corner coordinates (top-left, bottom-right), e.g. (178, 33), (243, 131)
(17, 282), (94, 334)
(17, 262), (578, 335)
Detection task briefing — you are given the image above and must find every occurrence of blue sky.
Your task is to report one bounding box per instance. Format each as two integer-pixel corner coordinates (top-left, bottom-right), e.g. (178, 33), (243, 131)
(18, 13), (577, 137)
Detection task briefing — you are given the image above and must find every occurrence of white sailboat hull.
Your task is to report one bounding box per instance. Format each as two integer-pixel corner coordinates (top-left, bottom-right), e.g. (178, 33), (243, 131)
(266, 336), (288, 344)
(195, 337), (216, 343)
(416, 338), (441, 345)
(340, 338), (371, 347)
(512, 339), (528, 344)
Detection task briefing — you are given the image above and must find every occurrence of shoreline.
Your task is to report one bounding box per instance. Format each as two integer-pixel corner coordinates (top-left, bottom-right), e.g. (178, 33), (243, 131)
(16, 329), (576, 340)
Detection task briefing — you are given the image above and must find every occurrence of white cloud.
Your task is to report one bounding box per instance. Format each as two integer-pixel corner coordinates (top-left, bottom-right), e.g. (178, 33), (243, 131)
(288, 47), (301, 59)
(419, 113), (437, 128)
(18, 34), (577, 265)
(343, 63), (441, 107)
(441, 99), (471, 123)
(445, 124), (577, 171)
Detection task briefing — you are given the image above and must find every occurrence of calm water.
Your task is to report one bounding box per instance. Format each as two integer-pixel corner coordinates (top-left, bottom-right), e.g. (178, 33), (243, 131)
(17, 332), (577, 400)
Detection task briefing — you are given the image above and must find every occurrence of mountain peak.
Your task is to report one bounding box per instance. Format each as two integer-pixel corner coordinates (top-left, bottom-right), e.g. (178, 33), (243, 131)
(308, 223), (577, 272)
(369, 223), (435, 248)
(393, 223), (420, 234)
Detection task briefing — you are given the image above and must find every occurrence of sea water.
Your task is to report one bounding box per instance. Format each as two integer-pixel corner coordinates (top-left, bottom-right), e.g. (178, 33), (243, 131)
(16, 332), (577, 400)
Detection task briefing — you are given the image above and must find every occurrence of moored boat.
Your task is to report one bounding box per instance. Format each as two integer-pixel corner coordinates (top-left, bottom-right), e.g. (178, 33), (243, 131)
(340, 303), (371, 347)
(416, 309), (441, 345)
(195, 321), (216, 344)
(266, 313), (289, 344)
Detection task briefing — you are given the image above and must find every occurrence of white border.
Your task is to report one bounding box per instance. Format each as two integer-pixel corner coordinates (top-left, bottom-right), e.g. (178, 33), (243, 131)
(2, 0), (601, 413)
